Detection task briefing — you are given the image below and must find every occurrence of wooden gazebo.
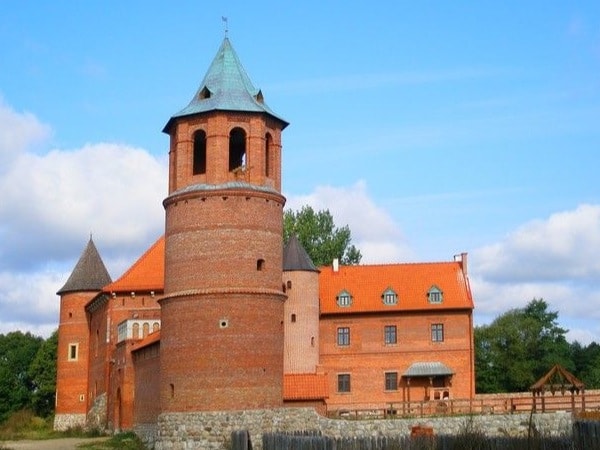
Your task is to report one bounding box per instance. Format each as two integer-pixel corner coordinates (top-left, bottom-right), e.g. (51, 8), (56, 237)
(530, 364), (585, 412)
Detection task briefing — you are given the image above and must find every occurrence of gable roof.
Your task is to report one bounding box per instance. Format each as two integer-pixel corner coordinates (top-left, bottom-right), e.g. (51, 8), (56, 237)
(283, 235), (318, 272)
(530, 364), (585, 393)
(283, 373), (329, 401)
(103, 236), (164, 293)
(57, 238), (112, 295)
(319, 260), (473, 315)
(163, 37), (287, 132)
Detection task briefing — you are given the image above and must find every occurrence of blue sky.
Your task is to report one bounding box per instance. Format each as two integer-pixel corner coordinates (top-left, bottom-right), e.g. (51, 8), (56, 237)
(0, 1), (599, 344)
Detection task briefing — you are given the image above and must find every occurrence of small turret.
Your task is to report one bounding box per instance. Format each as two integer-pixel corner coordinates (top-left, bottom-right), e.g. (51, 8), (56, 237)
(283, 235), (320, 374)
(55, 237), (111, 431)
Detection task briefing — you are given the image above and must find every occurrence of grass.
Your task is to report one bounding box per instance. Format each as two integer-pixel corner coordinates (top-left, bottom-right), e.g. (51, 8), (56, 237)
(0, 410), (146, 449)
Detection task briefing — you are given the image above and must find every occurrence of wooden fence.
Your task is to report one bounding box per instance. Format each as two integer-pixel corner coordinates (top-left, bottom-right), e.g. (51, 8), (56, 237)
(328, 392), (600, 419)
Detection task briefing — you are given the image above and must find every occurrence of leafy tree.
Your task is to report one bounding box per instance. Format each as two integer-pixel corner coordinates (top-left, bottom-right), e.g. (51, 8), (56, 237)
(0, 331), (43, 422)
(475, 298), (572, 393)
(570, 341), (600, 389)
(28, 329), (58, 417)
(283, 206), (362, 267)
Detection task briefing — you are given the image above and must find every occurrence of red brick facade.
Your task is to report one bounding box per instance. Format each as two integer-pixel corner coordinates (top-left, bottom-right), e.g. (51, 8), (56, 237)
(54, 37), (475, 432)
(55, 291), (94, 418)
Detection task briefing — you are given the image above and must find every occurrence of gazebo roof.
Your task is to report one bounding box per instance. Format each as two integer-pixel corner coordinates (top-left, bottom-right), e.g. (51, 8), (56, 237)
(530, 364), (585, 394)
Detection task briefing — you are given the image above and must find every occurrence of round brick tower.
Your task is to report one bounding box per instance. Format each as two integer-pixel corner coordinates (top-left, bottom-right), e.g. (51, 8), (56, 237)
(159, 38), (288, 412)
(54, 238), (112, 430)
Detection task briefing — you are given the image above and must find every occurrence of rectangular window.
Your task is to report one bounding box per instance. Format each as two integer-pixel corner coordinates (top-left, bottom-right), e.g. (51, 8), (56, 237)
(429, 291), (442, 303)
(431, 323), (444, 342)
(384, 325), (397, 344)
(337, 327), (350, 346)
(338, 374), (351, 392)
(68, 343), (78, 361)
(385, 372), (398, 391)
(338, 294), (351, 307)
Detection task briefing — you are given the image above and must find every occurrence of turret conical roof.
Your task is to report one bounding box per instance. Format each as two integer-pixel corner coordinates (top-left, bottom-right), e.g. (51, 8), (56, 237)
(163, 37), (287, 132)
(283, 235), (318, 272)
(57, 238), (112, 295)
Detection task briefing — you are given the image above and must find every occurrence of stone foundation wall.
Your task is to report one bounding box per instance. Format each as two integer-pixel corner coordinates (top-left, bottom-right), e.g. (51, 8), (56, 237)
(53, 413), (86, 431)
(150, 408), (573, 450)
(86, 392), (107, 431)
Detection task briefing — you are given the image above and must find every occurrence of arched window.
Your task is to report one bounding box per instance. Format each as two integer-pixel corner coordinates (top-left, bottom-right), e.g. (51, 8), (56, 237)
(229, 128), (246, 171)
(132, 323), (140, 340)
(193, 130), (206, 175)
(265, 133), (272, 177)
(143, 322), (150, 338)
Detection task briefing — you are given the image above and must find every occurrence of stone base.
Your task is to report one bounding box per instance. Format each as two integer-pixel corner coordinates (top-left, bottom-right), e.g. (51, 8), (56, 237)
(53, 413), (86, 431)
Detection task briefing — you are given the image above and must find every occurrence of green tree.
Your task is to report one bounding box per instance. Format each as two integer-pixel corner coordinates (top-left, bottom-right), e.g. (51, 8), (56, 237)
(28, 329), (58, 417)
(0, 331), (43, 422)
(570, 341), (600, 389)
(475, 298), (572, 393)
(283, 206), (362, 267)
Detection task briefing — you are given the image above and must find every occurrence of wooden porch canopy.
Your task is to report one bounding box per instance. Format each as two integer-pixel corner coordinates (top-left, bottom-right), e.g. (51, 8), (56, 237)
(530, 364), (585, 412)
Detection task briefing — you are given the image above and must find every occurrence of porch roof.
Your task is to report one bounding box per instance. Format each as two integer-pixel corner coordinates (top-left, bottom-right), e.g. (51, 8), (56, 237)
(403, 362), (454, 377)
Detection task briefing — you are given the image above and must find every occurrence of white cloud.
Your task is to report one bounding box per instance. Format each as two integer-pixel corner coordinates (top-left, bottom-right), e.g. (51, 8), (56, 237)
(0, 101), (167, 336)
(0, 270), (65, 337)
(473, 204), (600, 282)
(470, 204), (600, 344)
(0, 142), (167, 270)
(0, 99), (52, 169)
(285, 181), (412, 263)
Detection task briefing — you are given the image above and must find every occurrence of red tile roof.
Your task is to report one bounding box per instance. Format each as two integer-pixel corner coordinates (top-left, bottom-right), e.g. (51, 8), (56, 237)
(319, 260), (473, 315)
(283, 373), (329, 400)
(131, 330), (161, 352)
(103, 236), (164, 293)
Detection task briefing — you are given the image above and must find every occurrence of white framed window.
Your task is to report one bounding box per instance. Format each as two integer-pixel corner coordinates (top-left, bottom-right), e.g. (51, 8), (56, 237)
(68, 343), (79, 361)
(336, 290), (352, 307)
(428, 286), (443, 304)
(382, 288), (398, 305)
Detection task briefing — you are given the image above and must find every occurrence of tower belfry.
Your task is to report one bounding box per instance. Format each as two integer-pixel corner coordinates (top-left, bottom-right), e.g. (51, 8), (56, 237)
(160, 38), (288, 411)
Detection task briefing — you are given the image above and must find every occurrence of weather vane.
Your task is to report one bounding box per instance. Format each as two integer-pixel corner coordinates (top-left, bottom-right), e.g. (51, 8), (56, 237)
(222, 16), (229, 37)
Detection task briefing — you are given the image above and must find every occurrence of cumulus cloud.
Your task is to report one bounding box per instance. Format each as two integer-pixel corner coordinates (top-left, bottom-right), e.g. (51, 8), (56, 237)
(0, 143), (167, 270)
(0, 100), (167, 336)
(470, 204), (600, 344)
(473, 204), (600, 282)
(0, 99), (52, 169)
(285, 180), (412, 263)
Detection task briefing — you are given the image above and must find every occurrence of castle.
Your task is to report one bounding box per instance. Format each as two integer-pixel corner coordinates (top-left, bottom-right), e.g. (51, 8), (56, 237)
(54, 37), (475, 438)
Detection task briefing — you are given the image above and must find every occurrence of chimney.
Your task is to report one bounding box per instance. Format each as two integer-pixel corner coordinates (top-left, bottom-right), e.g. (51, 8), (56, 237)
(332, 258), (339, 273)
(454, 253), (468, 276)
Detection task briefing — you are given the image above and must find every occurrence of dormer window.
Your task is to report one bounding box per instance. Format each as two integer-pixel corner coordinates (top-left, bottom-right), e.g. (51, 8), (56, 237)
(255, 90), (264, 104)
(199, 86), (211, 100)
(428, 286), (443, 304)
(336, 290), (352, 307)
(382, 288), (398, 305)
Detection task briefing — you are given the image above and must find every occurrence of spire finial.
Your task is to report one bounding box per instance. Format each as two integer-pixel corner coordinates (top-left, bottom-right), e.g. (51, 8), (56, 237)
(221, 16), (229, 37)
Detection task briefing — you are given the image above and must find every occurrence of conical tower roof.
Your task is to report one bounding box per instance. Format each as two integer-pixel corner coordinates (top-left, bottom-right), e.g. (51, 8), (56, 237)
(163, 37), (288, 132)
(283, 235), (318, 272)
(57, 238), (112, 295)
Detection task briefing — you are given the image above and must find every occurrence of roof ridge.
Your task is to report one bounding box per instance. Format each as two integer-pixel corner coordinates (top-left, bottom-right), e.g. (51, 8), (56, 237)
(104, 235), (164, 293)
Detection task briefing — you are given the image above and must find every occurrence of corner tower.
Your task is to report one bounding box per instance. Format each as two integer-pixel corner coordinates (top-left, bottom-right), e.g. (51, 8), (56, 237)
(54, 238), (111, 430)
(160, 38), (288, 411)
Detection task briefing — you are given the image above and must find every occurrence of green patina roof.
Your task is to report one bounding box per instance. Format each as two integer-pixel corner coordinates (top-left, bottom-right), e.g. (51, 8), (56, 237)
(163, 38), (287, 132)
